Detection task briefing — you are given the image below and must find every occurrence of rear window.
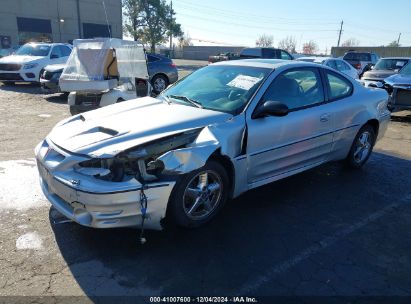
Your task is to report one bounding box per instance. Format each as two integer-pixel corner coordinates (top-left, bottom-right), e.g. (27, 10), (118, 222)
(343, 52), (371, 61)
(240, 48), (261, 58)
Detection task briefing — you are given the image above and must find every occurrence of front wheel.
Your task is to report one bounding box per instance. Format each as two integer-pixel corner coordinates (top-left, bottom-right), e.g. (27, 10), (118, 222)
(346, 125), (376, 168)
(167, 160), (229, 228)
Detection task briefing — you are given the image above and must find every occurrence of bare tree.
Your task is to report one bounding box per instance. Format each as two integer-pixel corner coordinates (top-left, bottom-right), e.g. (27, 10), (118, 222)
(178, 33), (193, 48)
(302, 40), (319, 55)
(341, 38), (360, 47)
(387, 40), (400, 47)
(255, 34), (274, 47)
(278, 36), (297, 53)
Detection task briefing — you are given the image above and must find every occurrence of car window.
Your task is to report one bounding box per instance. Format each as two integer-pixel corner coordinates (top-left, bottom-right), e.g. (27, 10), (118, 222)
(147, 54), (160, 62)
(240, 48), (261, 58)
(336, 60), (349, 71)
(163, 65), (271, 114)
(262, 48), (276, 58)
(262, 68), (324, 110)
(60, 46), (71, 57)
(326, 71), (353, 100)
(343, 53), (371, 61)
(326, 60), (337, 70)
(374, 58), (409, 71)
(280, 50), (292, 60)
(15, 44), (50, 56)
(50, 46), (62, 58)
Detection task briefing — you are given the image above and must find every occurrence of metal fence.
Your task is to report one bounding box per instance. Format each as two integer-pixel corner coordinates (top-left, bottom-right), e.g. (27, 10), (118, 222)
(332, 46), (411, 58)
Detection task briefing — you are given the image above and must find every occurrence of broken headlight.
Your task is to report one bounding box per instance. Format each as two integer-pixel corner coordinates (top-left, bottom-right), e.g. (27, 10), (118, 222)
(76, 129), (201, 183)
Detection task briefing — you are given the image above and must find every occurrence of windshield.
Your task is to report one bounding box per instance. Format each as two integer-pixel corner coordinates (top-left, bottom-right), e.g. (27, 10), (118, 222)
(15, 44), (50, 56)
(374, 59), (408, 71)
(161, 65), (271, 114)
(400, 63), (411, 76)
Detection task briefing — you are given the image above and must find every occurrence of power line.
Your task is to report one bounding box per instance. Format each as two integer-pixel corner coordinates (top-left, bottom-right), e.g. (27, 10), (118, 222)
(176, 12), (339, 32)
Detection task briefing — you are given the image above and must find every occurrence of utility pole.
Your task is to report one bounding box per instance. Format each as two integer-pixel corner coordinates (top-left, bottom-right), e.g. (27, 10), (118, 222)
(337, 20), (344, 47)
(397, 33), (401, 45)
(169, 0), (173, 58)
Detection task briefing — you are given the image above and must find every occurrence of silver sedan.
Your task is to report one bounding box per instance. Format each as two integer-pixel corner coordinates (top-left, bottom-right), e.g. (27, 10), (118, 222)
(36, 60), (390, 230)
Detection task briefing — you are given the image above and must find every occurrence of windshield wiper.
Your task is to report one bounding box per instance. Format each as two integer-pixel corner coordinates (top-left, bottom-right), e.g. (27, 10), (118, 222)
(167, 95), (204, 108)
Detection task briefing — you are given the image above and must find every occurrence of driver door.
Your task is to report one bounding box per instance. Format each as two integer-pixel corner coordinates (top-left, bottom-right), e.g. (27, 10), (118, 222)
(246, 67), (334, 186)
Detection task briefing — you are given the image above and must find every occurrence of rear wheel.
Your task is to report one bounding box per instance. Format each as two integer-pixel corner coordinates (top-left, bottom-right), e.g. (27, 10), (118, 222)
(167, 160), (229, 228)
(346, 125), (376, 168)
(151, 74), (168, 94)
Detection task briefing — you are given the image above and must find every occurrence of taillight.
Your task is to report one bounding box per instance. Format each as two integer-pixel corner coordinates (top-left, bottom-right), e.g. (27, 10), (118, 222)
(170, 63), (176, 68)
(355, 63), (361, 69)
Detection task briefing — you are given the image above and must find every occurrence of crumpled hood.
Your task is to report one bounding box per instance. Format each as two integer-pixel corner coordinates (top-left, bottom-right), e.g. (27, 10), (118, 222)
(48, 97), (232, 157)
(385, 73), (411, 86)
(0, 55), (45, 65)
(362, 69), (396, 80)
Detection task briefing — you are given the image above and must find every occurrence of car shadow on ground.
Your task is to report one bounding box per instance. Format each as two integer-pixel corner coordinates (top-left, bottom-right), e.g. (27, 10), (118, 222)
(391, 112), (411, 124)
(43, 93), (68, 104)
(0, 82), (44, 94)
(50, 152), (411, 297)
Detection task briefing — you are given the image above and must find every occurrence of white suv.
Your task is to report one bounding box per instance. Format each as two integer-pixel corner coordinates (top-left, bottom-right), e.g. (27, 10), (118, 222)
(0, 42), (72, 85)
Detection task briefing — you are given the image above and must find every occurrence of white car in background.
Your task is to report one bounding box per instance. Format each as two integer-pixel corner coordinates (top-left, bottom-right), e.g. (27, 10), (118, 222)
(0, 42), (72, 85)
(298, 57), (359, 79)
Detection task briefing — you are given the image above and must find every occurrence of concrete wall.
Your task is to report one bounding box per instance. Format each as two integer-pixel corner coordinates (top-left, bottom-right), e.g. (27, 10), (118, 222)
(332, 46), (411, 58)
(0, 0), (122, 48)
(182, 46), (245, 60)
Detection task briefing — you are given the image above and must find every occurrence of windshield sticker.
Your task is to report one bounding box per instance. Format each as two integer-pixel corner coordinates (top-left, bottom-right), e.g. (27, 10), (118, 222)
(227, 75), (262, 90)
(396, 61), (406, 67)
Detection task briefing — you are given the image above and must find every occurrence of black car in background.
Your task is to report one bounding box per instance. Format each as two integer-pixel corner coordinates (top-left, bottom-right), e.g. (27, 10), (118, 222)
(343, 51), (380, 76)
(239, 47), (294, 60)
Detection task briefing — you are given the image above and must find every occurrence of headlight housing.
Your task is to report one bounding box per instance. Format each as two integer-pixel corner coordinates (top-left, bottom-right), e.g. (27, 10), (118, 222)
(23, 63), (39, 70)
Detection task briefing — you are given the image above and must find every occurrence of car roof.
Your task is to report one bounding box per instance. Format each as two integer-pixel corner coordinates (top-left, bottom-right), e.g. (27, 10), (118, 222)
(213, 58), (319, 69)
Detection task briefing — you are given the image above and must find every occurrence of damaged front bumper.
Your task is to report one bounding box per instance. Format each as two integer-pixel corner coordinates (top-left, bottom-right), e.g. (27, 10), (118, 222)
(35, 140), (175, 230)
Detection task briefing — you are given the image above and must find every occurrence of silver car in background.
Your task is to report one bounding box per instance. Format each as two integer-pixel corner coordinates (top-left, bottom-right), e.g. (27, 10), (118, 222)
(35, 60), (390, 231)
(298, 56), (359, 79)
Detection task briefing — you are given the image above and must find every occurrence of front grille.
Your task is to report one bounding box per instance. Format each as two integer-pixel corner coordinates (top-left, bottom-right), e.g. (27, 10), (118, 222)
(0, 63), (21, 71)
(75, 93), (103, 106)
(0, 73), (23, 81)
(395, 89), (411, 106)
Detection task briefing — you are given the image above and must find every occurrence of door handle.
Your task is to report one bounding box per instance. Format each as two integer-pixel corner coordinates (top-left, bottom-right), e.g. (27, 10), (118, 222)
(320, 114), (330, 122)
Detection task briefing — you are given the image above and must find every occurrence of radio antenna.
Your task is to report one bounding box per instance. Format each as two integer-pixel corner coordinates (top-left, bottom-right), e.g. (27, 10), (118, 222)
(102, 0), (112, 38)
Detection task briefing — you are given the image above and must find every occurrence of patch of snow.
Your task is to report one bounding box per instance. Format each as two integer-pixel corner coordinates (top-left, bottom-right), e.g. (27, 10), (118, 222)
(16, 232), (43, 250)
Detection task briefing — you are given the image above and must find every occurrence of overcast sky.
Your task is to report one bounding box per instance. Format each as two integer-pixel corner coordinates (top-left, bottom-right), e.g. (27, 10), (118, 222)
(172, 0), (410, 53)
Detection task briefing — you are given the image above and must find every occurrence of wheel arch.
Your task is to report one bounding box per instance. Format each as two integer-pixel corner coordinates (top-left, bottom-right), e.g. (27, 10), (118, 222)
(208, 149), (235, 199)
(365, 118), (379, 139)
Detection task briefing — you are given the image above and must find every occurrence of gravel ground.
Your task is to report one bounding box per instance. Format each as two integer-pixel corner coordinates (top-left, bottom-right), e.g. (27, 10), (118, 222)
(1, 61), (411, 302)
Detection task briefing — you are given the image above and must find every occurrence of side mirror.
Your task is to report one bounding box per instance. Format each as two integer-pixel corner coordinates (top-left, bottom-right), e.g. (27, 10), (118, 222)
(50, 54), (59, 59)
(252, 100), (289, 119)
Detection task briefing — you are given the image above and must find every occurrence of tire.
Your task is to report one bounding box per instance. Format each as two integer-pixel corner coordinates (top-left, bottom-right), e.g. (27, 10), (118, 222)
(151, 74), (169, 94)
(69, 106), (81, 116)
(346, 124), (376, 169)
(167, 160), (229, 228)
